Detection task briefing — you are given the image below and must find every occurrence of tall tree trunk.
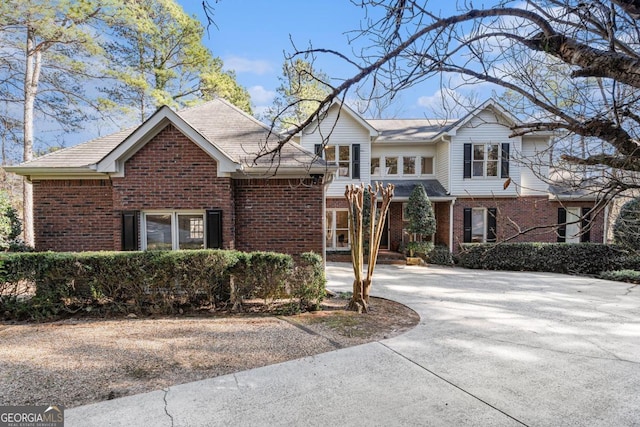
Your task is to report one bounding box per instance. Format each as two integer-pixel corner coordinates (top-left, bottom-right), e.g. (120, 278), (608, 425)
(23, 28), (41, 246)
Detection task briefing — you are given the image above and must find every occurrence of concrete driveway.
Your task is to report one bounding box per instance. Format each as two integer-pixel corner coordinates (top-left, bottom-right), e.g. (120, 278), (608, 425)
(67, 263), (640, 426)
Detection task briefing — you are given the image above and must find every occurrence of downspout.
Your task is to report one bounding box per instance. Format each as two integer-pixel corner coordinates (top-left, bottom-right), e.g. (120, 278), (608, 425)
(449, 199), (455, 253)
(322, 172), (335, 267)
(603, 203), (609, 244)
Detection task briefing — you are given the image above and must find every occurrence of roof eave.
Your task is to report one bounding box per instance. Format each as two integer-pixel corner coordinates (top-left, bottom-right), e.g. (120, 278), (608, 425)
(3, 166), (109, 181)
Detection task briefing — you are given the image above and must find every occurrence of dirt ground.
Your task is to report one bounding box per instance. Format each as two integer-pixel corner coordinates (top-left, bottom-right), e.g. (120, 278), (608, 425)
(0, 295), (419, 408)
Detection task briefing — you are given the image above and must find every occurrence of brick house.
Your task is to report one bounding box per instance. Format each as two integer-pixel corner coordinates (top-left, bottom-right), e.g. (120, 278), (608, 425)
(294, 99), (606, 258)
(7, 99), (333, 256)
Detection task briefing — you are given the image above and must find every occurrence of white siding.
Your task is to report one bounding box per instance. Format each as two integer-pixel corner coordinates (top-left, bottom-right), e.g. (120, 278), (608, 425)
(449, 110), (521, 197)
(435, 139), (449, 192)
(519, 136), (550, 195)
(299, 105), (372, 197)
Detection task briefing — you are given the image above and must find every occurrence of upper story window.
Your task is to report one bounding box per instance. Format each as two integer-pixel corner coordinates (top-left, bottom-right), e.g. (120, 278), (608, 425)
(403, 156), (416, 175)
(325, 145), (350, 178)
(473, 144), (499, 177)
(370, 155), (435, 177)
(371, 157), (381, 176)
(464, 143), (509, 179)
(421, 157), (434, 175)
(321, 144), (360, 179)
(386, 157), (398, 175)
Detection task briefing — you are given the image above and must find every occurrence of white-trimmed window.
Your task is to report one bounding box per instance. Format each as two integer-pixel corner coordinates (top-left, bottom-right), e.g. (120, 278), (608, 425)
(371, 157), (381, 176)
(463, 207), (497, 243)
(403, 156), (416, 175)
(471, 208), (486, 243)
(143, 211), (205, 250)
(472, 143), (499, 177)
(326, 209), (350, 250)
(386, 157), (398, 175)
(326, 145), (351, 178)
(421, 157), (434, 175)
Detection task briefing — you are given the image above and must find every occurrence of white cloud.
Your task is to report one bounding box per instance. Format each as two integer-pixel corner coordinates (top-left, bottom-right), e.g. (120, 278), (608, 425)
(223, 56), (273, 75)
(248, 85), (276, 105)
(416, 89), (479, 118)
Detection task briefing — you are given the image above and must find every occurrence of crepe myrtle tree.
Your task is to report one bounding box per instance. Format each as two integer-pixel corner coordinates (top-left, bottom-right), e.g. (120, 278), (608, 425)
(244, 0), (640, 241)
(345, 183), (394, 313)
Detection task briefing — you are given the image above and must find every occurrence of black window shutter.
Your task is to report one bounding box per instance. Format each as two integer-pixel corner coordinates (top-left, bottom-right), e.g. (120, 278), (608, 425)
(463, 208), (472, 243)
(463, 143), (472, 178)
(121, 211), (139, 251)
(557, 208), (567, 243)
(352, 144), (360, 179)
(206, 210), (223, 249)
(487, 208), (497, 243)
(501, 143), (510, 178)
(314, 144), (322, 157)
(581, 207), (592, 243)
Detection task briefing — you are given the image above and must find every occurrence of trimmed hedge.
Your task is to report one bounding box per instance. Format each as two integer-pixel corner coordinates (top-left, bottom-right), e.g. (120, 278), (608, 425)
(0, 250), (325, 320)
(457, 243), (633, 275)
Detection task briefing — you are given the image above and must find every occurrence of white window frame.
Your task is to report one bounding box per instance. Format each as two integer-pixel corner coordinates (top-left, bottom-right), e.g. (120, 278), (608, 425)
(565, 207), (581, 244)
(371, 157), (381, 176)
(325, 145), (351, 179)
(420, 156), (434, 175)
(471, 207), (487, 243)
(472, 143), (500, 178)
(326, 208), (350, 251)
(142, 210), (206, 250)
(385, 156), (398, 175)
(402, 156), (417, 176)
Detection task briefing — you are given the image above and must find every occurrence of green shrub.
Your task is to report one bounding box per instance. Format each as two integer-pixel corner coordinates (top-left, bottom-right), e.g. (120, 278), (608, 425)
(231, 251), (294, 301)
(0, 249), (328, 320)
(457, 243), (628, 275)
(613, 197), (640, 252)
(289, 252), (326, 311)
(428, 245), (454, 266)
(599, 269), (640, 283)
(404, 241), (434, 258)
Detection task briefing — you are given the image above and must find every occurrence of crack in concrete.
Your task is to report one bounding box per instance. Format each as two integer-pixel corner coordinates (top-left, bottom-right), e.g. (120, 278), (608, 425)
(378, 342), (530, 427)
(624, 283), (639, 296)
(162, 388), (174, 427)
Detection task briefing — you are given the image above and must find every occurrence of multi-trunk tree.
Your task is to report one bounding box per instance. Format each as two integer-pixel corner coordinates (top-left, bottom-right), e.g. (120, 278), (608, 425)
(345, 183), (394, 313)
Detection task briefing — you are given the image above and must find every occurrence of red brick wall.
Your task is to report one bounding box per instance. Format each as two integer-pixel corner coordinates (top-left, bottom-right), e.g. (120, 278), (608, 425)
(32, 179), (114, 251)
(386, 201), (449, 250)
(234, 179), (324, 256)
(111, 124), (235, 250)
(434, 202), (450, 246)
(452, 197), (605, 251)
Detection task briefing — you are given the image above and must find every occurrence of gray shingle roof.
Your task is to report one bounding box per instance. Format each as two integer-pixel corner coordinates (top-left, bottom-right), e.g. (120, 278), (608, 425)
(10, 99), (325, 172)
(368, 119), (458, 142)
(380, 179), (450, 199)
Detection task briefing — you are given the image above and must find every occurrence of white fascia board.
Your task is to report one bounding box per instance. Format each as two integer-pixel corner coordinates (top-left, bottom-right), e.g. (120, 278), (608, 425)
(236, 164), (338, 178)
(4, 166), (108, 180)
(96, 106), (239, 177)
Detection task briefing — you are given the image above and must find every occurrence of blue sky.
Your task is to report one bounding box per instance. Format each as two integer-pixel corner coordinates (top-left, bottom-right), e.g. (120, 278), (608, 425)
(178, 0), (460, 118)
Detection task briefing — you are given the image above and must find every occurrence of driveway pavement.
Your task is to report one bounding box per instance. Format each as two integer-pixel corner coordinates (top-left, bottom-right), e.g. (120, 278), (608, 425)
(66, 263), (640, 426)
